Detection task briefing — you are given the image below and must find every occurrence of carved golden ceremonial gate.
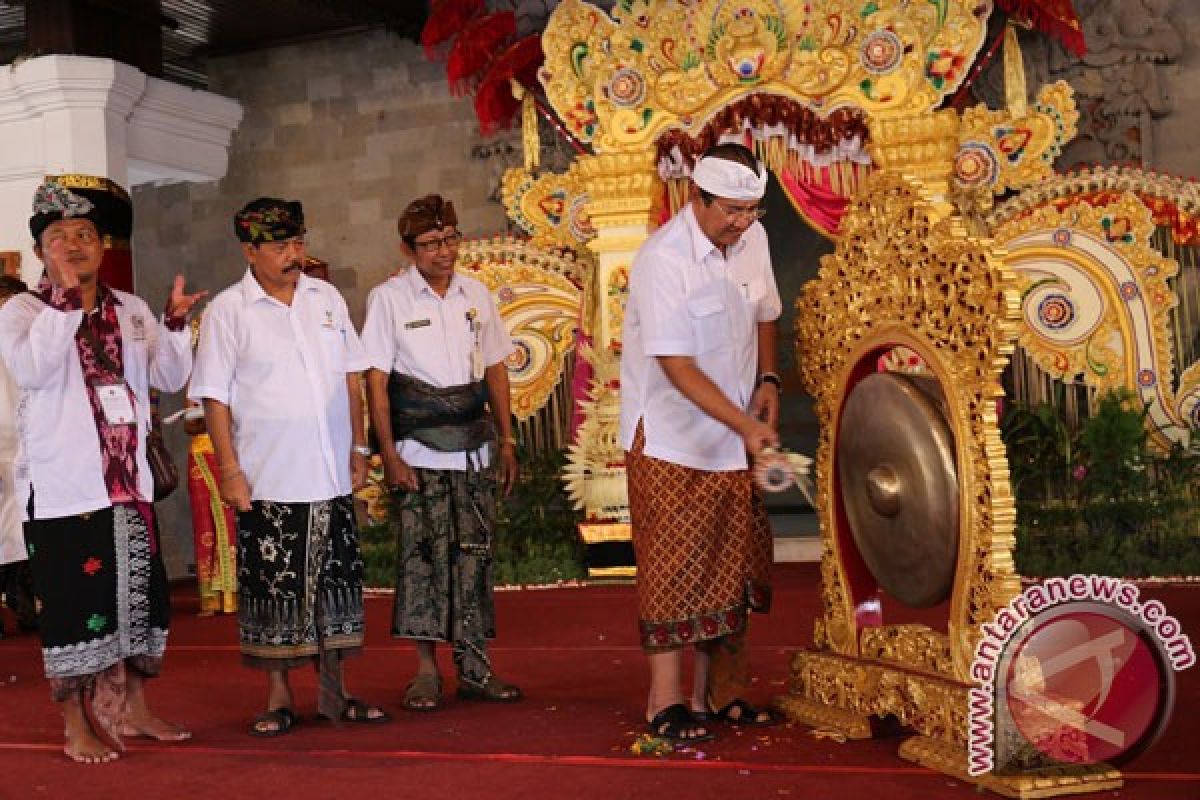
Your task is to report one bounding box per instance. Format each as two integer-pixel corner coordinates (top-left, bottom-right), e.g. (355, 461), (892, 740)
(483, 1), (1200, 795)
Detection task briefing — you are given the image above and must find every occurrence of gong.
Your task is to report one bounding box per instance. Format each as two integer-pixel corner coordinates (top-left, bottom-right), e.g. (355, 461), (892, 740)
(837, 371), (959, 608)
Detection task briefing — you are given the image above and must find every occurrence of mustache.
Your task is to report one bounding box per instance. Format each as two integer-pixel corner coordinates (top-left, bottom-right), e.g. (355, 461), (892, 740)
(282, 261), (303, 273)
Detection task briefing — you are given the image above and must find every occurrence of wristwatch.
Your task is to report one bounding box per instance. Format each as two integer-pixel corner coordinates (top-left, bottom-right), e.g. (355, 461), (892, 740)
(758, 372), (783, 394)
(352, 445), (372, 457)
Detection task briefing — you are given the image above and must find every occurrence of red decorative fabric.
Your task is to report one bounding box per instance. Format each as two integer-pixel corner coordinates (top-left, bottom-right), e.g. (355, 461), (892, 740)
(39, 281), (140, 504)
(775, 167), (851, 237)
(474, 35), (545, 135)
(998, 0), (1086, 57)
(446, 11), (516, 95)
(420, 0), (486, 58)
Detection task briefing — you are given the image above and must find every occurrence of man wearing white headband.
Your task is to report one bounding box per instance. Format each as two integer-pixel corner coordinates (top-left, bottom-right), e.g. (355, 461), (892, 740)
(620, 142), (784, 743)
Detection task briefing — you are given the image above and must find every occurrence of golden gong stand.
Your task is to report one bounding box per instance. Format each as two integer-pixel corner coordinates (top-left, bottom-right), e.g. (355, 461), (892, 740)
(778, 170), (1124, 798)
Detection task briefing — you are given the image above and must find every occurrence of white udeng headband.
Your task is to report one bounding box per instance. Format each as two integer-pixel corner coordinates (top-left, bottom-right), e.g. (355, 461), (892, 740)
(690, 155), (768, 200)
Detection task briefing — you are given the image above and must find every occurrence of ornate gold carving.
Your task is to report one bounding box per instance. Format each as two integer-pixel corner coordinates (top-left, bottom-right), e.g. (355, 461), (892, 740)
(539, 0), (990, 153)
(867, 109), (962, 204)
(773, 694), (873, 741)
(898, 736), (1123, 799)
(954, 82), (1079, 199)
(457, 237), (583, 421)
(859, 624), (955, 676)
(575, 150), (662, 352)
(987, 165), (1200, 232)
(796, 171), (1022, 682)
(785, 649), (969, 746)
(501, 163), (597, 252)
(990, 193), (1184, 449)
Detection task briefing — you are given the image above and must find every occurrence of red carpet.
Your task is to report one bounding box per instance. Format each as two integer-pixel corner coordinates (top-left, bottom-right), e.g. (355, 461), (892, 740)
(0, 563), (1197, 799)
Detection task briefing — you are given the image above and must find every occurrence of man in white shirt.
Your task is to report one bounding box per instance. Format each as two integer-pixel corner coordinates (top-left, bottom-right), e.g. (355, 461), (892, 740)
(0, 177), (202, 763)
(620, 143), (784, 742)
(362, 194), (521, 711)
(190, 197), (388, 736)
(0, 275), (35, 638)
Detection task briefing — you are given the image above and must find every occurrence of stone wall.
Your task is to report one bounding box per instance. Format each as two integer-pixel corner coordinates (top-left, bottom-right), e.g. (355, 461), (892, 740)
(1149, 2), (1199, 177)
(132, 28), (509, 578)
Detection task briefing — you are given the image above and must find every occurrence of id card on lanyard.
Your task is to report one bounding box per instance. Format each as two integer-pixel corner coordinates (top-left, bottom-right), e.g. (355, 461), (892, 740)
(96, 383), (136, 425)
(79, 307), (138, 428)
(467, 308), (484, 381)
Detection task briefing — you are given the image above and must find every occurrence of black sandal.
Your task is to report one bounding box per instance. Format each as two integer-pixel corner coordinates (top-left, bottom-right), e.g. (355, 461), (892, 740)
(646, 703), (715, 743)
(702, 698), (781, 727)
(456, 676), (523, 704)
(249, 707), (298, 738)
(339, 697), (391, 724)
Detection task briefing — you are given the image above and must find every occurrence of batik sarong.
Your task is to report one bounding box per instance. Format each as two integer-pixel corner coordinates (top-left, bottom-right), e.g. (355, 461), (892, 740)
(626, 423), (772, 650)
(390, 465), (497, 685)
(23, 503), (170, 700)
(188, 434), (237, 614)
(236, 495), (364, 667)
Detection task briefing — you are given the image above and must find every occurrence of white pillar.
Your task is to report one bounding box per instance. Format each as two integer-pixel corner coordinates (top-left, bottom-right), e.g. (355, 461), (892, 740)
(0, 55), (242, 285)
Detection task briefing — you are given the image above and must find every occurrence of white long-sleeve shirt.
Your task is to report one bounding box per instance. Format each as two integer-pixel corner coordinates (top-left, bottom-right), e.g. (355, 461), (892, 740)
(0, 290), (192, 519)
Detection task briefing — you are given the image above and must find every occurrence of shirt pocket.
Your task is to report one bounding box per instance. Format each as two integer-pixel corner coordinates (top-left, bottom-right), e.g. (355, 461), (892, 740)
(319, 327), (346, 372)
(740, 278), (767, 320)
(686, 290), (729, 355)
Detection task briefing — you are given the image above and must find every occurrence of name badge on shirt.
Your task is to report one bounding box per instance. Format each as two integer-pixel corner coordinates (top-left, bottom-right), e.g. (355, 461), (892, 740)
(96, 384), (136, 426)
(322, 310), (336, 330)
(405, 318), (431, 330)
(130, 315), (147, 342)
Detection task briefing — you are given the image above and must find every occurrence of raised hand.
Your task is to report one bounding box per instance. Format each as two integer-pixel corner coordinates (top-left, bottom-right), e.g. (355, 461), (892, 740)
(42, 237), (80, 290)
(166, 275), (208, 318)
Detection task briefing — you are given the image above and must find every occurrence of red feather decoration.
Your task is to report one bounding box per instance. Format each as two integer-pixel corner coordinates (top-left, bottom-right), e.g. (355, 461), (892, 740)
(421, 0), (486, 59)
(997, 0), (1087, 57)
(474, 35), (545, 136)
(446, 11), (517, 95)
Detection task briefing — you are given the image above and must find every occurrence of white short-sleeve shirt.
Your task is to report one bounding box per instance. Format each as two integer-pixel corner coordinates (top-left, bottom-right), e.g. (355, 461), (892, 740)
(360, 266), (513, 471)
(619, 204), (782, 471)
(189, 270), (369, 502)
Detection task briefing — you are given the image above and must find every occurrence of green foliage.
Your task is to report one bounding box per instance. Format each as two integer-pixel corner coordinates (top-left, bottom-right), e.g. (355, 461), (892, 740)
(492, 449), (586, 585)
(1004, 389), (1200, 577)
(358, 449), (586, 589)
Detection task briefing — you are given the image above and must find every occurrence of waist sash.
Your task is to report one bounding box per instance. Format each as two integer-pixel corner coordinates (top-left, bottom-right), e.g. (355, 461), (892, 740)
(387, 372), (493, 453)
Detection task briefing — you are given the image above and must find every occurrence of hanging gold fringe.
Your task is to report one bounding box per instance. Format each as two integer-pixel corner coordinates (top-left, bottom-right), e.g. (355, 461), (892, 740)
(515, 351), (577, 459)
(672, 133), (868, 206)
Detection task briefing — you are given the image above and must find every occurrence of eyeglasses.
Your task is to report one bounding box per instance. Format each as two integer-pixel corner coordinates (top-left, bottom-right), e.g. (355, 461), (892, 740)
(714, 200), (766, 221)
(413, 232), (463, 252)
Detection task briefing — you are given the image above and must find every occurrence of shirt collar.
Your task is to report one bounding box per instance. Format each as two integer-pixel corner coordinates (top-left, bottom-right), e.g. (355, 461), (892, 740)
(683, 204), (749, 264)
(242, 267), (320, 305)
(406, 265), (466, 299)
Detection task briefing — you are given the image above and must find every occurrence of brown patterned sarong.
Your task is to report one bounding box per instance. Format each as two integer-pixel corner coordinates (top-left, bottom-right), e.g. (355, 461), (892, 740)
(626, 423), (772, 650)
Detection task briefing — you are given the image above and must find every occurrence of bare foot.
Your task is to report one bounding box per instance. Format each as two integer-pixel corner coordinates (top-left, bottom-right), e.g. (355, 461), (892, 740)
(64, 728), (119, 764)
(121, 711), (192, 742)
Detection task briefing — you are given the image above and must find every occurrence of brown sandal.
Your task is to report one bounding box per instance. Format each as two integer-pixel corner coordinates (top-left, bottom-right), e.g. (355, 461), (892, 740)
(456, 676), (522, 703)
(402, 674), (443, 712)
